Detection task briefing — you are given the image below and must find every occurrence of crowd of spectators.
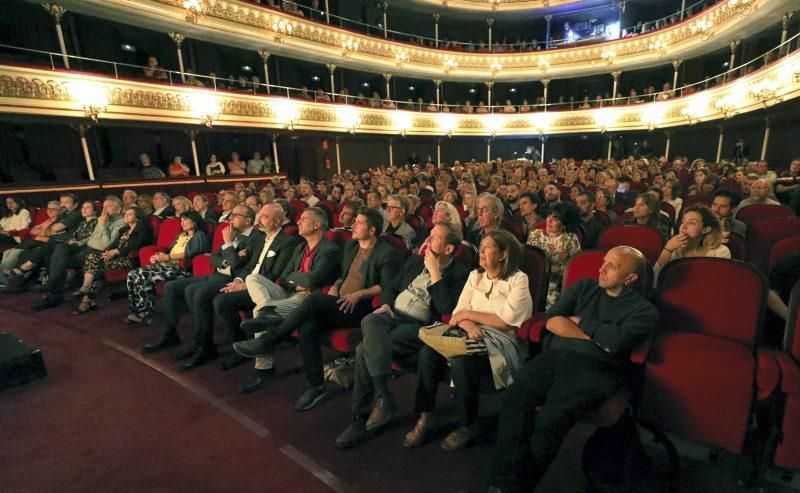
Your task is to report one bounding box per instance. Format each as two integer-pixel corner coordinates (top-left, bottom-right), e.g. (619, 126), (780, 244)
(0, 147), (797, 490)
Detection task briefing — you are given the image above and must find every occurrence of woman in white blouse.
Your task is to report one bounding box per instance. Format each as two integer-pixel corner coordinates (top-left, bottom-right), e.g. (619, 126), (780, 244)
(404, 230), (533, 450)
(654, 203), (730, 280)
(0, 197), (31, 244)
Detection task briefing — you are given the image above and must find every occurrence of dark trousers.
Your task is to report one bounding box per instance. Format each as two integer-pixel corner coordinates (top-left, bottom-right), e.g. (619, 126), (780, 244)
(211, 289), (254, 345)
(274, 292), (372, 387)
(162, 273), (230, 347)
(488, 350), (621, 492)
(415, 345), (492, 427)
(46, 243), (91, 296)
(351, 312), (426, 418)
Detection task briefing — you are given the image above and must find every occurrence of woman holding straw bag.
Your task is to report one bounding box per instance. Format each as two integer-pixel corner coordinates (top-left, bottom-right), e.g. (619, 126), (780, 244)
(406, 230), (533, 450)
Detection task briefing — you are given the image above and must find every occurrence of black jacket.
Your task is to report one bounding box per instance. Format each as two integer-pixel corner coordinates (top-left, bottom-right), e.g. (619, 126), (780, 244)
(385, 254), (470, 318)
(209, 228), (265, 279)
(237, 229), (300, 282)
(115, 222), (154, 258)
(279, 236), (341, 292)
(201, 208), (220, 223)
(154, 205), (176, 220)
(339, 237), (402, 306)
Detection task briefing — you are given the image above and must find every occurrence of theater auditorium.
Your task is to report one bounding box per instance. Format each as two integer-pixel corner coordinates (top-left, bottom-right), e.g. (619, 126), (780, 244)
(1, 0), (800, 490)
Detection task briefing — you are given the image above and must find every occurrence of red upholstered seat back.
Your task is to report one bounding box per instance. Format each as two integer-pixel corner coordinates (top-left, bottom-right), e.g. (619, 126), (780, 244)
(562, 250), (605, 292)
(787, 279), (800, 360)
(149, 216), (163, 240)
(381, 233), (410, 257)
(747, 217), (800, 272)
(520, 245), (551, 313)
(453, 241), (477, 269)
(156, 217), (182, 250)
(289, 200), (308, 221)
(599, 225), (663, 265)
(500, 217), (526, 243)
(725, 231), (746, 261)
(657, 257), (766, 346)
(325, 229), (352, 250)
(769, 236), (800, 271)
(211, 222), (229, 252)
(594, 210), (611, 227)
(736, 204), (793, 230)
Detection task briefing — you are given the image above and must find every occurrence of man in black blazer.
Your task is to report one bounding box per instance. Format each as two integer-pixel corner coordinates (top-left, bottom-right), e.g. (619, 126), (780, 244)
(236, 207), (342, 393)
(141, 205), (262, 366)
(210, 203), (300, 368)
(335, 221), (470, 448)
(233, 207), (402, 412)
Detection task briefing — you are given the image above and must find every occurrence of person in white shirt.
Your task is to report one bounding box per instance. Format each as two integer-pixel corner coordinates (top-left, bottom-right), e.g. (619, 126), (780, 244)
(654, 204), (731, 280)
(206, 154), (226, 176)
(0, 197), (31, 244)
(246, 152), (267, 175)
(299, 182), (319, 207)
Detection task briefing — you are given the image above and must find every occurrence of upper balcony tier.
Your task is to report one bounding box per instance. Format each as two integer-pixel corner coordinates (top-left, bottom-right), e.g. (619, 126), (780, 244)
(404, 0), (598, 15)
(1, 34), (798, 137)
(40, 0), (800, 82)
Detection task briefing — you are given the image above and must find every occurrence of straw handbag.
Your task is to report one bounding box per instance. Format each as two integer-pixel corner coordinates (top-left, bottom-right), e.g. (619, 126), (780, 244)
(418, 322), (472, 359)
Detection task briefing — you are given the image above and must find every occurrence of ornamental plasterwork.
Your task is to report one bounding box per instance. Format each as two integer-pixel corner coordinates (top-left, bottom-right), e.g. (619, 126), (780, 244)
(146, 0), (768, 73)
(0, 50), (797, 135)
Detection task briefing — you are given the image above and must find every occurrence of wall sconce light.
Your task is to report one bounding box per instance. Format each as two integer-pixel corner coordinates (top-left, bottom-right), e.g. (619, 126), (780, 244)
(490, 60), (503, 77)
(271, 19), (295, 42)
(595, 109), (615, 133)
(443, 58), (458, 74)
(648, 38), (668, 59)
(395, 51), (408, 68)
(183, 0), (203, 24)
(190, 93), (220, 127)
(714, 95), (737, 118)
(439, 113), (457, 137)
(537, 58), (550, 74)
(70, 82), (108, 122)
(338, 106), (361, 134)
(726, 0), (754, 17)
(273, 99), (300, 131)
(690, 18), (714, 40)
(749, 78), (781, 107)
(600, 48), (617, 66)
(341, 37), (360, 58)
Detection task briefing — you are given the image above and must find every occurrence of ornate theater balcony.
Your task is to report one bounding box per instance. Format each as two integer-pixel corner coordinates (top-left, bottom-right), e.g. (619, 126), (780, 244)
(34, 0), (800, 81)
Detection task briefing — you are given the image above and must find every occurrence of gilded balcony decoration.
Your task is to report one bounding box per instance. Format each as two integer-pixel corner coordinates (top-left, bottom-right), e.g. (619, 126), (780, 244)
(0, 48), (798, 134)
(409, 0), (570, 12)
(52, 0), (798, 81)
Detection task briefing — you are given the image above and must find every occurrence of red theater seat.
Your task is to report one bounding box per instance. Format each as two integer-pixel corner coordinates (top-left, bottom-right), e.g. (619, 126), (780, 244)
(769, 236), (800, 271)
(747, 217), (800, 272)
(325, 229), (352, 250)
(192, 222), (229, 278)
(736, 204), (794, 231)
(725, 231), (746, 261)
(640, 258), (768, 454)
(773, 280), (800, 470)
(599, 225), (664, 265)
(139, 217), (182, 267)
(515, 245), (550, 344)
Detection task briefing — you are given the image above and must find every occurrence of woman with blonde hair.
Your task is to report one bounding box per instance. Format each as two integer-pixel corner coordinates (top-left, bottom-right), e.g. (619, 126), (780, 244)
(171, 196), (192, 217)
(461, 189), (479, 235)
(432, 200), (463, 233)
(654, 203), (730, 277)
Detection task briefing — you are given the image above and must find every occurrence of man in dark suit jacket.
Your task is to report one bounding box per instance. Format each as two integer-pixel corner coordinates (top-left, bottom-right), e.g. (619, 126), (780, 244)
(234, 207), (402, 412)
(235, 207), (342, 393)
(335, 221), (470, 448)
(210, 203), (300, 368)
(141, 205), (263, 369)
(152, 192), (176, 220)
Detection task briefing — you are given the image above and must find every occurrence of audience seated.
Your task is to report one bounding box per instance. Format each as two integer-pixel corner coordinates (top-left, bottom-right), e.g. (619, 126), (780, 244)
(405, 230), (532, 450)
(0, 200), (61, 286)
(468, 193), (504, 246)
(735, 179), (781, 214)
(625, 192), (672, 242)
(232, 207), (401, 411)
(526, 202), (582, 309)
(654, 204), (731, 280)
(152, 192), (175, 219)
(488, 246), (657, 491)
(0, 197), (31, 245)
(125, 211), (210, 324)
(711, 188), (746, 237)
(382, 195), (415, 246)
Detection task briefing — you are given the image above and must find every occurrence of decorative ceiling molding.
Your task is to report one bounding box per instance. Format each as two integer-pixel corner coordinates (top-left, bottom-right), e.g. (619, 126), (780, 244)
(0, 52), (797, 135)
(43, 0), (800, 82)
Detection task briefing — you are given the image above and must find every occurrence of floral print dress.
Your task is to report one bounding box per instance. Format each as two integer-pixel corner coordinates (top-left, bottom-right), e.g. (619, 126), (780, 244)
(526, 229), (581, 309)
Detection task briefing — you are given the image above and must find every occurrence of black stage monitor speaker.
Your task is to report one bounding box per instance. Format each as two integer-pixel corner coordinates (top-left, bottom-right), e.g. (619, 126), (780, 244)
(0, 332), (47, 391)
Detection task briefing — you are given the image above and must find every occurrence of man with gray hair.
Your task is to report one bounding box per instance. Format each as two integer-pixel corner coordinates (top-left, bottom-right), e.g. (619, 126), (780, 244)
(335, 221), (470, 448)
(467, 192), (505, 247)
(122, 189), (138, 207)
(382, 194), (415, 246)
(236, 207), (341, 393)
(152, 192), (175, 219)
(735, 178), (780, 215)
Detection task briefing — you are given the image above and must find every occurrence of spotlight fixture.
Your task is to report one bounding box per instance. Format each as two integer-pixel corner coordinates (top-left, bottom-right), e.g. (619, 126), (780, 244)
(311, 75), (321, 82)
(120, 43), (137, 53)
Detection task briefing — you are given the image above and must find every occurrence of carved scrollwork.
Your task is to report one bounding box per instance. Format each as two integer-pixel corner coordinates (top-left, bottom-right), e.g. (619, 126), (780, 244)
(0, 76), (71, 101)
(220, 99), (272, 117)
(109, 87), (191, 111)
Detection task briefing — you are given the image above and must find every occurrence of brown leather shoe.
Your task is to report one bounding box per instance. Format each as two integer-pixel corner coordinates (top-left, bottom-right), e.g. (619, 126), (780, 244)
(335, 420), (370, 449)
(440, 425), (477, 451)
(365, 395), (398, 431)
(402, 414), (434, 448)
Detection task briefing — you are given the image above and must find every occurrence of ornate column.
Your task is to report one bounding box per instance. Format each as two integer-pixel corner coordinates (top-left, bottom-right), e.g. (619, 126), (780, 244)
(335, 136), (342, 174)
(486, 137), (492, 163)
(382, 2), (389, 39)
(680, 0), (687, 20)
(780, 13), (793, 54)
(433, 13), (440, 48)
(487, 18), (494, 51)
(324, 0), (330, 23)
(75, 125), (95, 181)
(665, 131), (672, 161)
(272, 134), (280, 173)
(258, 50), (271, 94)
(383, 73), (392, 100)
(544, 14), (552, 49)
(761, 117), (771, 160)
(326, 63), (336, 98)
(607, 134), (613, 160)
(169, 32), (186, 83)
(611, 71), (621, 105)
(434, 79), (442, 106)
(485, 81), (494, 108)
(436, 138), (442, 166)
(187, 130), (200, 176)
(541, 78), (550, 111)
(672, 60), (682, 94)
(540, 136), (547, 163)
(716, 125), (725, 163)
(388, 137), (394, 167)
(729, 40), (740, 70)
(42, 3), (70, 69)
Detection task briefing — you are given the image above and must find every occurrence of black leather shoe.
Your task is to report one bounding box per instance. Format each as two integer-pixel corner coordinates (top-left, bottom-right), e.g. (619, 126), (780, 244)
(336, 419), (371, 449)
(182, 346), (218, 370)
(232, 329), (282, 358)
(141, 332), (181, 354)
(238, 368), (277, 394)
(32, 294), (62, 311)
(30, 283), (50, 293)
(218, 352), (247, 371)
(172, 344), (199, 361)
(240, 312), (284, 334)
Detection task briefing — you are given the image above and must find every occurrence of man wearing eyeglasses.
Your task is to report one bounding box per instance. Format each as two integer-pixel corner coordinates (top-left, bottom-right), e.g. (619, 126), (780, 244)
(382, 194), (415, 246)
(217, 192), (238, 222)
(141, 205), (264, 370)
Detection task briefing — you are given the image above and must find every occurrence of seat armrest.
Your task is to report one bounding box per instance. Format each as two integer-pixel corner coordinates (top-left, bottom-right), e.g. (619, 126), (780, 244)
(775, 351), (800, 394)
(630, 339), (651, 365)
(756, 348), (780, 400)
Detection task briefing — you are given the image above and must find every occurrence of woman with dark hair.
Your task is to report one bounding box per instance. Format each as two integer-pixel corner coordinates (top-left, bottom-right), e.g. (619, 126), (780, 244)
(0, 197), (31, 244)
(405, 230), (532, 450)
(654, 203), (730, 278)
(594, 188), (617, 222)
(74, 206), (153, 314)
(626, 192), (672, 242)
(125, 210), (210, 324)
(526, 202), (582, 309)
(662, 178), (683, 220)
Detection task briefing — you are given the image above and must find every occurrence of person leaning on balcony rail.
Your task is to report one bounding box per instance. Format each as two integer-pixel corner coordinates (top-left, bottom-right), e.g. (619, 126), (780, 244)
(168, 156), (191, 177)
(139, 153), (165, 180)
(206, 154), (226, 176)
